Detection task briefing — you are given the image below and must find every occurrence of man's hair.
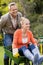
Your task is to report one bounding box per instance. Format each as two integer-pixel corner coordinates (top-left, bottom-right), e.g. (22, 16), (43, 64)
(8, 2), (16, 9)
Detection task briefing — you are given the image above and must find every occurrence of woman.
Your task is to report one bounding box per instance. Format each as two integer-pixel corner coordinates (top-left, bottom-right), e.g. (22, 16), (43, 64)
(12, 17), (43, 65)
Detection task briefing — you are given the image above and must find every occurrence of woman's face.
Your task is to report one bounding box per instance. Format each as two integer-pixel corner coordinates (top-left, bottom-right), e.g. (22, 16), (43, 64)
(22, 19), (30, 30)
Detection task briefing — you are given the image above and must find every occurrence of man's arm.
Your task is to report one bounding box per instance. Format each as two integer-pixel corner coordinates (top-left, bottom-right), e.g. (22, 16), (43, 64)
(0, 16), (7, 33)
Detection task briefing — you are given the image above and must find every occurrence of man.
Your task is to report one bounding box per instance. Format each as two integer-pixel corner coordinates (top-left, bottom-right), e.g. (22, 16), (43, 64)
(0, 2), (22, 65)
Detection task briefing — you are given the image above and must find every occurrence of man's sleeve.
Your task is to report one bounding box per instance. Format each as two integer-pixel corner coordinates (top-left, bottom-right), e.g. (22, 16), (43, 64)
(0, 16), (6, 32)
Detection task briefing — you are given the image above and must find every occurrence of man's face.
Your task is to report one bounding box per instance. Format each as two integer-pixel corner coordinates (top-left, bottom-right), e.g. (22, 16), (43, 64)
(9, 5), (18, 17)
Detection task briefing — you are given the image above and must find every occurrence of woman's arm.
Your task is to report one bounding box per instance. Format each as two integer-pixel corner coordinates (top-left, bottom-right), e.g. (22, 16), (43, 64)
(12, 29), (20, 57)
(30, 31), (38, 46)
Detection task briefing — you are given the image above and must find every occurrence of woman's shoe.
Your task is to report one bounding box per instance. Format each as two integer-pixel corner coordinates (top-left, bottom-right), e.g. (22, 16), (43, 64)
(38, 57), (43, 64)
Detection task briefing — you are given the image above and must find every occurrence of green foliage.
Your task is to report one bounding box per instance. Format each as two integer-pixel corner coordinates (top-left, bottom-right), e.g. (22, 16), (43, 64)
(0, 33), (3, 45)
(27, 14), (39, 23)
(32, 14), (43, 37)
(33, 0), (43, 14)
(0, 46), (4, 65)
(16, 2), (24, 13)
(33, 24), (43, 38)
(1, 6), (8, 15)
(37, 14), (43, 23)
(0, 1), (8, 15)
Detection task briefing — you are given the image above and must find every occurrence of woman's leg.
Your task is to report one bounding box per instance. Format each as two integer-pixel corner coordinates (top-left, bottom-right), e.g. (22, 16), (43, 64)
(20, 46), (39, 65)
(23, 48), (39, 65)
(37, 47), (43, 64)
(23, 49), (34, 62)
(20, 46), (34, 62)
(33, 46), (43, 64)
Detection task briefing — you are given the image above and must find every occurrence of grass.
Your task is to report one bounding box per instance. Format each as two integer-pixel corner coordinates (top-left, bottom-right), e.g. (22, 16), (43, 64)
(0, 46), (4, 65)
(0, 46), (43, 65)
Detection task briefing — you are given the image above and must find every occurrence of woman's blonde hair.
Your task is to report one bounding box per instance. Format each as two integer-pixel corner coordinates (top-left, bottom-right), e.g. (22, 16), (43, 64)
(20, 17), (30, 25)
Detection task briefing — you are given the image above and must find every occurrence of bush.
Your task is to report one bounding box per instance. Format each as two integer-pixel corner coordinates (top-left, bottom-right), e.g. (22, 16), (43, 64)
(0, 33), (3, 46)
(33, 23), (43, 38)
(37, 14), (43, 23)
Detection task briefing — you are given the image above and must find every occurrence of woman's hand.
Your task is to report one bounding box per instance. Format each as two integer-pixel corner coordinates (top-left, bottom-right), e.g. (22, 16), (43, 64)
(13, 52), (20, 57)
(12, 48), (20, 58)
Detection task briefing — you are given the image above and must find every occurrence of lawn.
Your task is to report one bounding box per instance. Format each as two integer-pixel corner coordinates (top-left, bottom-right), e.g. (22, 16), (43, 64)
(0, 46), (4, 65)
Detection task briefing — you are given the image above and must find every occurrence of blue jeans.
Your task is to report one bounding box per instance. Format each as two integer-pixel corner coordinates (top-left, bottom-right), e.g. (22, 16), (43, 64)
(18, 45), (42, 65)
(18, 46), (34, 62)
(3, 34), (13, 59)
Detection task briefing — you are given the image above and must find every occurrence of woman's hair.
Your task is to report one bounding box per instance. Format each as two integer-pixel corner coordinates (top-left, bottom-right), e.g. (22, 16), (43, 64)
(20, 17), (30, 25)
